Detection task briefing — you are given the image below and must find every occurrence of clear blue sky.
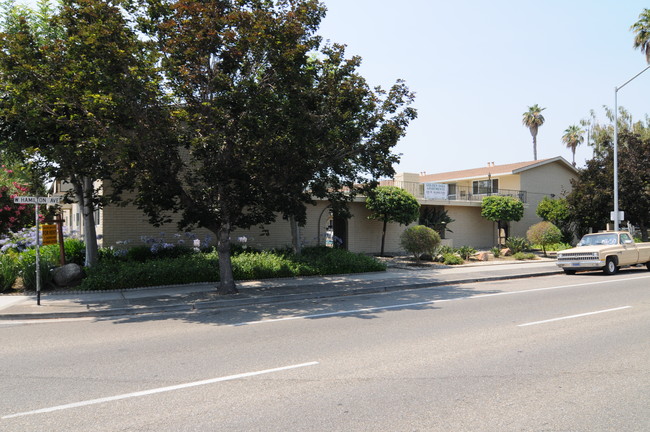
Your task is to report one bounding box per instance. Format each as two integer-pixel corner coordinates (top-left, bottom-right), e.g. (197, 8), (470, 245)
(19, 0), (650, 175)
(318, 0), (650, 174)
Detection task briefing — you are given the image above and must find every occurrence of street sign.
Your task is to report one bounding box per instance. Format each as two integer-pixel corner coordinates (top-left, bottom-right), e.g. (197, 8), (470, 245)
(41, 224), (58, 245)
(610, 211), (624, 221)
(13, 196), (62, 205)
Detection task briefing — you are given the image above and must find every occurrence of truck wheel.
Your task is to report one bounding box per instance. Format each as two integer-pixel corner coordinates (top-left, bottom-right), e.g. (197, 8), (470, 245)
(603, 257), (618, 275)
(563, 269), (576, 275)
(646, 262), (650, 271)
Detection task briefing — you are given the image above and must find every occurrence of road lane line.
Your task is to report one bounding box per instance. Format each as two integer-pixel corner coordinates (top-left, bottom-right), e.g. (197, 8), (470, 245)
(1, 361), (319, 420)
(518, 306), (632, 327)
(231, 275), (650, 326)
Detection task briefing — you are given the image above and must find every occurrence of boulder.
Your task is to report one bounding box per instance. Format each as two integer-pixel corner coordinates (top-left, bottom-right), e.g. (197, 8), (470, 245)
(476, 252), (489, 261)
(500, 248), (512, 257)
(52, 263), (85, 288)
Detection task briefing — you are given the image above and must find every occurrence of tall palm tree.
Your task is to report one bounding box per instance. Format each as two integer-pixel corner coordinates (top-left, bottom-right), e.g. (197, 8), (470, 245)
(631, 8), (650, 63)
(561, 125), (584, 166)
(522, 104), (546, 160)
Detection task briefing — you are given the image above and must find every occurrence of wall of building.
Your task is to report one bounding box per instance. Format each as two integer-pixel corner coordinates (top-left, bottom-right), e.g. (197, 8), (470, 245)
(444, 205), (495, 248)
(510, 163), (577, 238)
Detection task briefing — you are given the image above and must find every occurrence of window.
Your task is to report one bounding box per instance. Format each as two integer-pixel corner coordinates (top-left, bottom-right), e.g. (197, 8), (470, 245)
(620, 233), (632, 244)
(472, 179), (498, 194)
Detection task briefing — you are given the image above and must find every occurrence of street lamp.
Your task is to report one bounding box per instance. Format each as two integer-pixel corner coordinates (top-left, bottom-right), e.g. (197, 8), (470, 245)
(613, 64), (650, 231)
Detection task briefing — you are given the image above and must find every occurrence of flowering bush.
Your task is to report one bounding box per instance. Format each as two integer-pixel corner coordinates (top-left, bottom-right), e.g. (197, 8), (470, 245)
(0, 164), (36, 236)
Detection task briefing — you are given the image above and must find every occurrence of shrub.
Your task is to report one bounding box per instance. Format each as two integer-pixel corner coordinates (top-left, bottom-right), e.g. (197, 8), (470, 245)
(64, 238), (86, 265)
(457, 245), (476, 260)
(505, 237), (530, 254)
(124, 245), (154, 262)
(526, 221), (562, 257)
(78, 247), (386, 291)
(490, 247), (501, 258)
(442, 253), (463, 265)
(0, 254), (18, 292)
(400, 225), (441, 261)
(16, 248), (56, 291)
(513, 252), (536, 260)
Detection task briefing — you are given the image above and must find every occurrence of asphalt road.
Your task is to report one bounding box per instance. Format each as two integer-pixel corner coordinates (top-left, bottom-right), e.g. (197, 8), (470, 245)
(2, 269), (649, 431)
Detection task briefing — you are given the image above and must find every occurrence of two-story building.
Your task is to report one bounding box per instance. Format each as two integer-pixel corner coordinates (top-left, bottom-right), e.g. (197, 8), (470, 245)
(54, 156), (577, 254)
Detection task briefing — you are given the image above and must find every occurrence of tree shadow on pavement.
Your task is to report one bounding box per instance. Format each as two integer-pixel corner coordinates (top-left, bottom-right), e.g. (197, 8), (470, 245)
(95, 283), (502, 327)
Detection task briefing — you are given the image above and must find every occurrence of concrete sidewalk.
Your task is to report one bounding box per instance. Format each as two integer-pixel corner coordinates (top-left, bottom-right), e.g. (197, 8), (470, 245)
(0, 259), (562, 320)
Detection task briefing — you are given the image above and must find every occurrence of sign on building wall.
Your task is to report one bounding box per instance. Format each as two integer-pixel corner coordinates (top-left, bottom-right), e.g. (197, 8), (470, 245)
(424, 183), (448, 200)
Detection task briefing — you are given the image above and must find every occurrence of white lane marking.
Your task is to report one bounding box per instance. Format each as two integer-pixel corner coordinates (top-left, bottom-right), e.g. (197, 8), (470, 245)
(231, 275), (650, 326)
(518, 306), (632, 327)
(2, 362), (318, 420)
(0, 317), (94, 326)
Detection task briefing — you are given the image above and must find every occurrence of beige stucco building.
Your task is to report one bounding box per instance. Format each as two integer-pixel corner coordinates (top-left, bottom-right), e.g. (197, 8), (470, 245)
(54, 156), (577, 254)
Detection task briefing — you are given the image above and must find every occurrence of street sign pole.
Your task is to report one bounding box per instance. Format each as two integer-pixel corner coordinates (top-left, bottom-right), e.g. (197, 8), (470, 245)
(13, 196), (62, 306)
(35, 201), (41, 306)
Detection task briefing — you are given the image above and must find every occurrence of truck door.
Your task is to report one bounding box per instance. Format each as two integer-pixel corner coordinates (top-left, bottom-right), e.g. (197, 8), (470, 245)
(619, 233), (638, 265)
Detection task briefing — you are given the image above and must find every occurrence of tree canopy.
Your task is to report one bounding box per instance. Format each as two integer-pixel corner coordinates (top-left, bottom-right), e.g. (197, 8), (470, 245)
(366, 186), (420, 256)
(522, 104), (546, 161)
(481, 195), (524, 244)
(0, 0), (163, 265)
(127, 0), (416, 293)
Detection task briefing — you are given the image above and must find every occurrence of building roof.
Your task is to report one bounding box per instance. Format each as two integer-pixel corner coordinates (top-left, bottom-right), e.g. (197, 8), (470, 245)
(418, 156), (576, 183)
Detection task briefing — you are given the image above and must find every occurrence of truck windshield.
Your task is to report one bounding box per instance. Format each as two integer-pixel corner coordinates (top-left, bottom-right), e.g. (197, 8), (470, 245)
(578, 233), (618, 246)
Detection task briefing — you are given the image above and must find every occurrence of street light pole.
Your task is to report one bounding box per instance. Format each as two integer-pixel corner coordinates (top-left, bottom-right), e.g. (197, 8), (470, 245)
(613, 64), (650, 231)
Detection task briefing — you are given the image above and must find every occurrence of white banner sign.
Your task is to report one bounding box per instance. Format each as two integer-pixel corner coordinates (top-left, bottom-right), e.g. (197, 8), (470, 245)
(424, 183), (448, 200)
(13, 196), (62, 205)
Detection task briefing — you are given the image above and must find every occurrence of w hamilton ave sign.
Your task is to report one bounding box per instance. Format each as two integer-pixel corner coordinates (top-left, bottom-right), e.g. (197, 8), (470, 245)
(13, 196), (62, 205)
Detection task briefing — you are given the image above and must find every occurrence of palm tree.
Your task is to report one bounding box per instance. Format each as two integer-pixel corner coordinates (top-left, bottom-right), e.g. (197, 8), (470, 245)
(561, 125), (584, 166)
(522, 104), (546, 160)
(631, 8), (650, 63)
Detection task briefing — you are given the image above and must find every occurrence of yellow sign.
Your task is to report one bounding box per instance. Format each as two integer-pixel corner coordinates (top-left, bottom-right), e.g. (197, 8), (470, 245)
(41, 224), (58, 245)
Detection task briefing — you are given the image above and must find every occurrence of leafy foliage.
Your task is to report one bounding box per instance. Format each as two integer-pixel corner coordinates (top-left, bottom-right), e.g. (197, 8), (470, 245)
(419, 206), (454, 238)
(513, 252), (536, 260)
(366, 186), (420, 256)
(522, 104), (546, 160)
(526, 221), (562, 256)
(442, 253), (463, 265)
(0, 253), (18, 291)
(456, 245), (477, 260)
(504, 237), (530, 254)
(399, 225), (441, 261)
(481, 196), (524, 244)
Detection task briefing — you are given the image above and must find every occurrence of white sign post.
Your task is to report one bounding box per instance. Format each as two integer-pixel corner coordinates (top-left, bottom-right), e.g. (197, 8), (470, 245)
(13, 196), (62, 305)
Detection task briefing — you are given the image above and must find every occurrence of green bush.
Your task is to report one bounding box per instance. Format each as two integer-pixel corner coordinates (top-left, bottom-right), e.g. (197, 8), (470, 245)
(513, 252), (536, 260)
(399, 225), (441, 261)
(490, 247), (501, 258)
(530, 242), (571, 252)
(442, 253), (463, 265)
(17, 248), (56, 291)
(80, 255), (218, 291)
(64, 238), (86, 265)
(526, 221), (562, 257)
(457, 245), (476, 260)
(505, 237), (530, 254)
(0, 254), (18, 292)
(78, 247), (386, 291)
(125, 245), (154, 263)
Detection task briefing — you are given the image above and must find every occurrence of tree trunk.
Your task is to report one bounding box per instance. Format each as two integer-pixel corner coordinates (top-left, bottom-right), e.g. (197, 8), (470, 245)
(639, 222), (649, 242)
(289, 215), (301, 255)
(532, 134), (538, 161)
(74, 177), (99, 267)
(380, 219), (387, 256)
(216, 222), (237, 295)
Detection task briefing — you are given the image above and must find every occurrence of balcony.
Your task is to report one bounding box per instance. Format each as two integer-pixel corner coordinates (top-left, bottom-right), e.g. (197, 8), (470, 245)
(380, 181), (527, 203)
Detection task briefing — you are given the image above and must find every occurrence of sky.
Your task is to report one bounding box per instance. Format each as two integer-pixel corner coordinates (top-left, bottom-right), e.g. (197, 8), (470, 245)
(317, 0), (650, 175)
(17, 0), (650, 175)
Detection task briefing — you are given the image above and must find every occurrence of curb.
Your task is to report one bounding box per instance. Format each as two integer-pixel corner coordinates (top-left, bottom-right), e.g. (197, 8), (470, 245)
(0, 269), (563, 320)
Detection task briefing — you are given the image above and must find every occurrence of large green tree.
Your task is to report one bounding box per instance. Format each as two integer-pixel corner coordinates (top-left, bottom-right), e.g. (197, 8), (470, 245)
(0, 0), (163, 265)
(480, 195), (524, 245)
(129, 0), (415, 293)
(365, 186), (420, 256)
(522, 104), (546, 161)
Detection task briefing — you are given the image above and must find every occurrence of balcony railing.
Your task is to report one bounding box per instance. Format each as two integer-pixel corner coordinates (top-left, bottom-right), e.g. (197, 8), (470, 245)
(380, 181), (527, 203)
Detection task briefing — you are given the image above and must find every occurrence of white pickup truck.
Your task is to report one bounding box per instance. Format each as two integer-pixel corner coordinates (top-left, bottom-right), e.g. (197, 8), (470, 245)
(556, 231), (650, 275)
